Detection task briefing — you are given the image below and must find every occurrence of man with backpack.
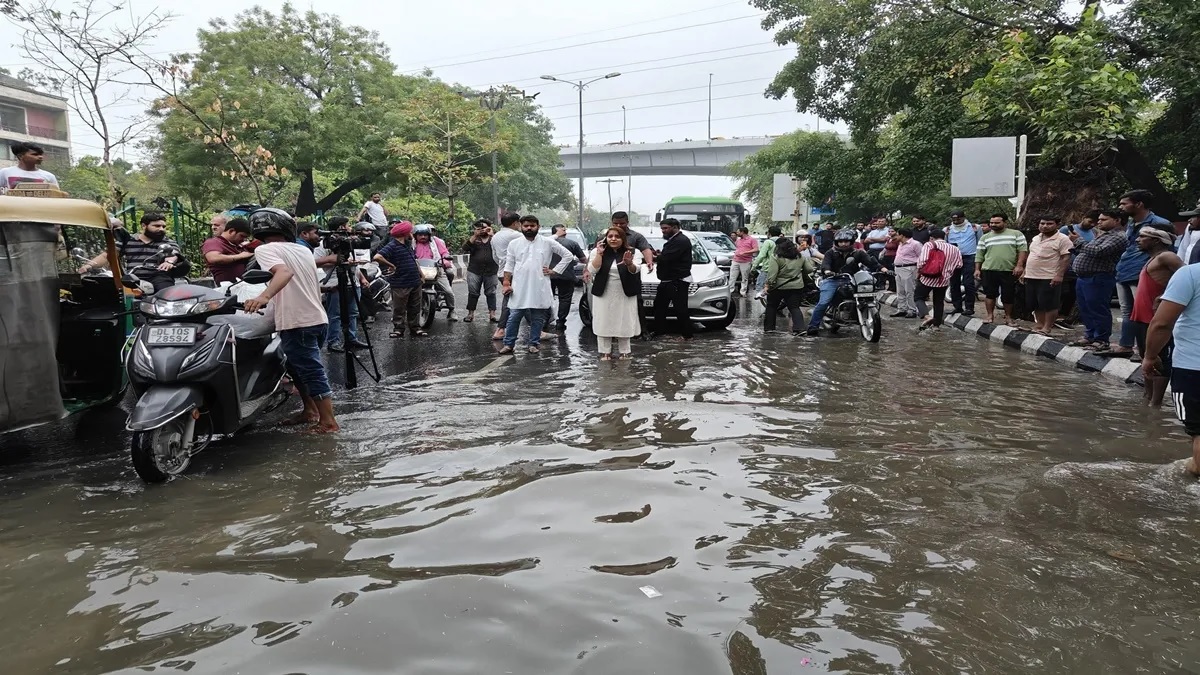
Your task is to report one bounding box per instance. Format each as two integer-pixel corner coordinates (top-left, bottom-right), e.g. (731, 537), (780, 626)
(915, 228), (963, 330)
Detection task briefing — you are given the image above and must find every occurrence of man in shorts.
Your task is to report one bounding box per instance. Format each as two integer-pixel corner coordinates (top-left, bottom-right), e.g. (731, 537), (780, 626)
(1143, 263), (1200, 475)
(975, 213), (1027, 326)
(1022, 215), (1073, 335)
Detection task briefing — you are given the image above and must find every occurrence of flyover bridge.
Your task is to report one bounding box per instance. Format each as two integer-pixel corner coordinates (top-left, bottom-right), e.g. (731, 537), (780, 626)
(558, 137), (775, 178)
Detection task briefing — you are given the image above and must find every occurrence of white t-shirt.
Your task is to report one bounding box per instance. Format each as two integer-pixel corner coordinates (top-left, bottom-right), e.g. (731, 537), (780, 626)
(254, 242), (328, 331)
(0, 166), (58, 193)
(362, 201), (386, 228)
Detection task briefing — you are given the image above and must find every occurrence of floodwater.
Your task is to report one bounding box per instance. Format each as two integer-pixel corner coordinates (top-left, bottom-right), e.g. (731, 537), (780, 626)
(2, 304), (1197, 674)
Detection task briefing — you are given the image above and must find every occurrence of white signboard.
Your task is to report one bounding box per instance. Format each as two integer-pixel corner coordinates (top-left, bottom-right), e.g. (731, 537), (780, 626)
(951, 137), (1016, 197)
(771, 173), (796, 221)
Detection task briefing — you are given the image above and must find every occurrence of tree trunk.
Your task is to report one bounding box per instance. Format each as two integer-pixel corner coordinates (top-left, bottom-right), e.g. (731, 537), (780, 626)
(1020, 165), (1111, 232)
(1109, 138), (1182, 220)
(293, 168), (373, 217)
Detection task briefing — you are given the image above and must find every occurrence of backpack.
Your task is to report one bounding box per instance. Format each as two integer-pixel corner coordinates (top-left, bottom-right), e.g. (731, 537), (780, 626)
(919, 243), (946, 278)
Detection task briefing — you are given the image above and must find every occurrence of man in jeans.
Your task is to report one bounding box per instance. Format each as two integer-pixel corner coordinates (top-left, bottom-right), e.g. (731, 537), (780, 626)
(1112, 189), (1174, 358)
(500, 216), (573, 354)
(243, 208), (339, 433)
(945, 210), (979, 315)
(462, 219), (499, 323)
(650, 218), (694, 341)
(1070, 209), (1126, 350)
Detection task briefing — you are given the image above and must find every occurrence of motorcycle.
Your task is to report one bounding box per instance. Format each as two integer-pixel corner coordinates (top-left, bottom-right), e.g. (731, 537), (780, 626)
(819, 270), (885, 342)
(353, 247), (392, 315)
(415, 258), (453, 329)
(124, 269), (289, 482)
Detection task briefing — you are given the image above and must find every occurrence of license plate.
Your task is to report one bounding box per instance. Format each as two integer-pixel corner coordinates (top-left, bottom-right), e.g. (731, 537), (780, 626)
(147, 326), (196, 346)
(854, 292), (878, 298)
(642, 299), (655, 308)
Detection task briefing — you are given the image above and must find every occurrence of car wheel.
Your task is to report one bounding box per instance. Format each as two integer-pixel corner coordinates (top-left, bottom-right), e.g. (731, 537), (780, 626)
(708, 300), (738, 330)
(578, 294), (593, 328)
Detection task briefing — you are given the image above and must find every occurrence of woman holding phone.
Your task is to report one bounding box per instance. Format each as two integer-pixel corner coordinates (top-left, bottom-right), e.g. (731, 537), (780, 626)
(588, 227), (642, 360)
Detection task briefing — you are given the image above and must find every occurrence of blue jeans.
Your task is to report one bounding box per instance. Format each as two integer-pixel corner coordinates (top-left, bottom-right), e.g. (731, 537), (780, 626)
(807, 278), (847, 330)
(755, 268), (767, 293)
(504, 307), (547, 347)
(1076, 273), (1116, 343)
(279, 324), (332, 400)
(324, 288), (359, 344)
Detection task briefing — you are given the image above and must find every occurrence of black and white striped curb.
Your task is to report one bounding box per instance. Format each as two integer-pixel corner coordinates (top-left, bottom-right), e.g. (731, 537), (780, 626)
(879, 292), (1144, 387)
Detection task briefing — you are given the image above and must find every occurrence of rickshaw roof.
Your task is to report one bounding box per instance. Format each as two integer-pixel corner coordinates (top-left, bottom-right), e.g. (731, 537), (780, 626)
(0, 196), (112, 229)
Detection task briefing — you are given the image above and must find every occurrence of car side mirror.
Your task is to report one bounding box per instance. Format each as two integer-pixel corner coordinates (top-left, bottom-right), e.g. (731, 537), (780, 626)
(241, 269), (273, 285)
(654, 211), (663, 223)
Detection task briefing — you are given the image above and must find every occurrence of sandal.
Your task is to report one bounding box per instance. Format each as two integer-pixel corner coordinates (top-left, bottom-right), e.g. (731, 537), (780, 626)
(463, 315), (474, 323)
(414, 330), (429, 337)
(618, 353), (632, 360)
(600, 354), (612, 361)
(1070, 338), (1093, 347)
(528, 345), (540, 354)
(498, 345), (514, 354)
(389, 331), (404, 338)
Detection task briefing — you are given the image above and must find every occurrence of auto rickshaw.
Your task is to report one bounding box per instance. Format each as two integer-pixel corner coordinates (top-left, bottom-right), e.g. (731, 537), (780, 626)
(0, 193), (135, 435)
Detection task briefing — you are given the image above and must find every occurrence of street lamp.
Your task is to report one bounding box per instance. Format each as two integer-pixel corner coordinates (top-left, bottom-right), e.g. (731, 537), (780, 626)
(541, 71), (621, 229)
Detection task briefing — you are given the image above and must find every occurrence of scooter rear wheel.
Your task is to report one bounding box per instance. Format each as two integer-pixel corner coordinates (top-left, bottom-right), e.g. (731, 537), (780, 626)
(131, 417), (192, 483)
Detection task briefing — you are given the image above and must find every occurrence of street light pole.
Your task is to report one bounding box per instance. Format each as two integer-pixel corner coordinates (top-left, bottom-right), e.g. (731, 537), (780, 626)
(707, 73), (713, 141)
(598, 178), (624, 215)
(541, 72), (621, 229)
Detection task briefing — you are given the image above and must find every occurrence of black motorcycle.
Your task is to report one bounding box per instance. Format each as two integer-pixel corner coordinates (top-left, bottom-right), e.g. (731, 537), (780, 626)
(125, 270), (289, 482)
(819, 270), (885, 342)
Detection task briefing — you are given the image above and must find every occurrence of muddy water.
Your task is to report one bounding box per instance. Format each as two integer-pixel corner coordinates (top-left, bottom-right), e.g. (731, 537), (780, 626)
(2, 314), (1197, 674)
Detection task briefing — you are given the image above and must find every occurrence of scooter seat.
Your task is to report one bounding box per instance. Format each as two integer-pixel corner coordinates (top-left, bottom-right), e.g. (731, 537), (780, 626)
(208, 312), (275, 339)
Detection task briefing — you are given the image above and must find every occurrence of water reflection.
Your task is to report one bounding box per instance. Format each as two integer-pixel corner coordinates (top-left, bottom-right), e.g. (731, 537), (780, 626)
(0, 319), (1196, 673)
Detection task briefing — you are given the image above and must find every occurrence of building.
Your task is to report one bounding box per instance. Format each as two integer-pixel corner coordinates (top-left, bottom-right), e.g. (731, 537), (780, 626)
(0, 73), (71, 168)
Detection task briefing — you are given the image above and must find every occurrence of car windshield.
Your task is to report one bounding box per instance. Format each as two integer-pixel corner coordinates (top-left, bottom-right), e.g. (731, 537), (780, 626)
(697, 233), (735, 252)
(645, 237), (711, 264)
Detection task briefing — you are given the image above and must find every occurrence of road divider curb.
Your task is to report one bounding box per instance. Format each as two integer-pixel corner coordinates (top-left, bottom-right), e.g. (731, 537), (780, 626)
(879, 292), (1144, 388)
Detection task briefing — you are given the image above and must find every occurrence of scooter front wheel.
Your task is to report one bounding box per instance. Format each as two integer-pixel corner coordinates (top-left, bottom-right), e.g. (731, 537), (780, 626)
(131, 417), (193, 483)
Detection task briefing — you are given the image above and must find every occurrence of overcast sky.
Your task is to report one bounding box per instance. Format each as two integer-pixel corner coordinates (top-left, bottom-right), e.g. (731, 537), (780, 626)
(0, 0), (841, 213)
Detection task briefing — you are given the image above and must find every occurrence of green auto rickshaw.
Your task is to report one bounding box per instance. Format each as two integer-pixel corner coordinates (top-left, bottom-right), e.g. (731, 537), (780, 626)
(0, 194), (135, 434)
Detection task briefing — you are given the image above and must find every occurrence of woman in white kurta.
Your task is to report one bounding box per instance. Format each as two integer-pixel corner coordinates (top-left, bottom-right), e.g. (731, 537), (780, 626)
(588, 227), (642, 360)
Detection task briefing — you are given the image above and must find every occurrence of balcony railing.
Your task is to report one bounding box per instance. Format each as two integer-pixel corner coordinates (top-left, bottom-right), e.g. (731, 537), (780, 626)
(28, 124), (68, 141)
(0, 120), (68, 141)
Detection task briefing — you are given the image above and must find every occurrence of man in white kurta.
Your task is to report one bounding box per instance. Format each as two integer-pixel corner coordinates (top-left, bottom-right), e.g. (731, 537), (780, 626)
(501, 216), (573, 353)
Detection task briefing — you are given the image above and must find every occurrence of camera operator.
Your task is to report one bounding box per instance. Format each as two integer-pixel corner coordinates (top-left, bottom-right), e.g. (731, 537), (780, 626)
(316, 216), (370, 352)
(413, 224), (457, 321)
(242, 208), (339, 434)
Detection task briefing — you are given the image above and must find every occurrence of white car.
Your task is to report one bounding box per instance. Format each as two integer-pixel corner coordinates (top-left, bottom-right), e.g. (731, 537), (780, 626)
(578, 230), (736, 331)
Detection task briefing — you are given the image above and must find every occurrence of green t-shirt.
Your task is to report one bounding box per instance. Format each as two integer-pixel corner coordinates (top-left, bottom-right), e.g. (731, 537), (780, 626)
(977, 229), (1028, 271)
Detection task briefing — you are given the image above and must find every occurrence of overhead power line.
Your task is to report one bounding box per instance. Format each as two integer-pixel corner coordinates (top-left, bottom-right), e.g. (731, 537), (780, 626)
(393, 0), (747, 71)
(548, 90), (770, 122)
(539, 77), (769, 110)
(402, 13), (767, 74)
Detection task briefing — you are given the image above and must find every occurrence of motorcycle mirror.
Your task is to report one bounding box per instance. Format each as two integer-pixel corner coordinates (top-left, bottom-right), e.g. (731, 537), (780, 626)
(70, 247), (87, 259)
(121, 274), (140, 289)
(241, 269), (273, 285)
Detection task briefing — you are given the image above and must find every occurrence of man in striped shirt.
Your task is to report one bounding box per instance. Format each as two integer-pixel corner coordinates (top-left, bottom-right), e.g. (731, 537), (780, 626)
(974, 213), (1028, 326)
(78, 212), (183, 293)
(915, 228), (963, 329)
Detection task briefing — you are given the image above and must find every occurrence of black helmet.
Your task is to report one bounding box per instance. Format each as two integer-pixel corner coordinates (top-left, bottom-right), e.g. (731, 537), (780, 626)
(353, 221), (377, 234)
(249, 207), (296, 242)
(834, 229), (857, 243)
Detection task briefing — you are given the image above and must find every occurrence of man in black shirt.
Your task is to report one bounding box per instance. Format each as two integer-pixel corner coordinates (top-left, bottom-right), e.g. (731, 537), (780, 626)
(801, 229), (879, 336)
(462, 219), (499, 323)
(79, 211), (183, 293)
(549, 224), (587, 331)
(910, 214), (932, 244)
(651, 218), (694, 340)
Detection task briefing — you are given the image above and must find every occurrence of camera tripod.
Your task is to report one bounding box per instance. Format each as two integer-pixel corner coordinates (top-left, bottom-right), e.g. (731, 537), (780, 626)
(333, 260), (382, 389)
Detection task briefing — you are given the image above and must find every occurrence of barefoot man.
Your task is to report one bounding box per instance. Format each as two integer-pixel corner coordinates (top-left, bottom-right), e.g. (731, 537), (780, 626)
(1143, 261), (1200, 475)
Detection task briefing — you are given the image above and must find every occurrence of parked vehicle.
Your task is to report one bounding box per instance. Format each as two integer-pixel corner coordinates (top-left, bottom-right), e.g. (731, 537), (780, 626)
(125, 271), (289, 482)
(0, 196), (136, 436)
(820, 270), (885, 342)
(693, 231), (735, 274)
(579, 230), (736, 331)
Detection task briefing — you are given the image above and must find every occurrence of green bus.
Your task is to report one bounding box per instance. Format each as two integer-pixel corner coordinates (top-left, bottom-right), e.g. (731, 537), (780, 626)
(654, 196), (750, 235)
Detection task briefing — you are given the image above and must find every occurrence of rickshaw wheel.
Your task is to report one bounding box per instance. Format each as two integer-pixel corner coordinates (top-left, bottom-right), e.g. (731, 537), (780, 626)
(131, 418), (192, 483)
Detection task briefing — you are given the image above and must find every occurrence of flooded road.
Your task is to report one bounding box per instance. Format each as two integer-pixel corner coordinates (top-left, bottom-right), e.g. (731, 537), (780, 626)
(2, 295), (1197, 674)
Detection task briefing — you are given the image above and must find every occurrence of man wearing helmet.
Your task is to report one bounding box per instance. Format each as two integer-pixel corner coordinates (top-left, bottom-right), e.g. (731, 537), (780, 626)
(243, 208), (339, 433)
(413, 224), (457, 321)
(801, 228), (879, 337)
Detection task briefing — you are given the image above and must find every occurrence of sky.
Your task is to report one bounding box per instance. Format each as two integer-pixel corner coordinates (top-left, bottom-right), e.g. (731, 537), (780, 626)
(0, 0), (841, 214)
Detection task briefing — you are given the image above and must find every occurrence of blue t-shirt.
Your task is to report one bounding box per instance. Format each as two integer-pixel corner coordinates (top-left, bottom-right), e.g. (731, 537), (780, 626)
(1115, 212), (1173, 283)
(376, 239), (421, 289)
(1060, 224), (1096, 260)
(1162, 264), (1200, 371)
(946, 222), (980, 256)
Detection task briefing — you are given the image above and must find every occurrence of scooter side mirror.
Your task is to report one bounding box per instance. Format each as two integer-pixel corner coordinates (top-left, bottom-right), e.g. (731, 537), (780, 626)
(241, 270), (273, 285)
(70, 247), (87, 259)
(121, 274), (140, 289)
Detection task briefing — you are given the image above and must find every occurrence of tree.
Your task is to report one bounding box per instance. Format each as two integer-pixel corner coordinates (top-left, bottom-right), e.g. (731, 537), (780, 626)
(751, 0), (1192, 224)
(56, 155), (160, 204)
(3, 0), (172, 207)
(139, 4), (417, 215)
(387, 84), (509, 228)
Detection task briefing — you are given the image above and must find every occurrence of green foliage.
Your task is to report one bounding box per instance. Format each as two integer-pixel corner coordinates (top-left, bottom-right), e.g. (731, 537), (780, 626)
(57, 156), (162, 205)
(382, 194), (476, 251)
(965, 15), (1148, 163)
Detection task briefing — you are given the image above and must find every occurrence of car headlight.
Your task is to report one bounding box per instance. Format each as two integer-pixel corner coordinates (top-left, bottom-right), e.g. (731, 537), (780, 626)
(696, 277), (726, 288)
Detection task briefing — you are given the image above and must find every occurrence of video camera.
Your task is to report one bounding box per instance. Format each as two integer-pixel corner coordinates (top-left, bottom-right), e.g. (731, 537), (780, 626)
(316, 230), (373, 260)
